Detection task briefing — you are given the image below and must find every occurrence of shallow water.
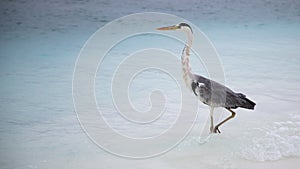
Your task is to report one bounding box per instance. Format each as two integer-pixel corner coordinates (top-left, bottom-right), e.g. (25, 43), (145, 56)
(0, 0), (300, 168)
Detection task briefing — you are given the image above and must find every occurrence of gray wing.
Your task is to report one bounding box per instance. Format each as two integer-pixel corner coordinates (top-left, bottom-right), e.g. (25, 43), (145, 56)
(192, 74), (255, 109)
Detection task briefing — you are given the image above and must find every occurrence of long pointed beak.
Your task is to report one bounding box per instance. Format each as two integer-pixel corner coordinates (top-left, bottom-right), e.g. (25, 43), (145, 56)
(156, 25), (179, 30)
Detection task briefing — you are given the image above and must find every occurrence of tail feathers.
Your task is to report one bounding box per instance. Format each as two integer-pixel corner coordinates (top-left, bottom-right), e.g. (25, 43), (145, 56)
(238, 93), (256, 109)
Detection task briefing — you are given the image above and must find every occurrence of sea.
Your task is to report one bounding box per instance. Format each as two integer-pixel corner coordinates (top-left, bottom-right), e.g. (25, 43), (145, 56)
(0, 0), (299, 168)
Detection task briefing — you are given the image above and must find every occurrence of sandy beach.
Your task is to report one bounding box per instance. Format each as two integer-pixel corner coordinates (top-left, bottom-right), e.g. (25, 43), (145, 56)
(0, 0), (299, 168)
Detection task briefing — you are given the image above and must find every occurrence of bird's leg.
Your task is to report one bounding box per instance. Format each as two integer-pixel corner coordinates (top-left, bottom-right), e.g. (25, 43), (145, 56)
(213, 108), (236, 133)
(209, 107), (214, 133)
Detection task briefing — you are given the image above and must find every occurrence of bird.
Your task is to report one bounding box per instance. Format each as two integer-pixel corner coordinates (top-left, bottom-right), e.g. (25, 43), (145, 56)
(156, 23), (256, 133)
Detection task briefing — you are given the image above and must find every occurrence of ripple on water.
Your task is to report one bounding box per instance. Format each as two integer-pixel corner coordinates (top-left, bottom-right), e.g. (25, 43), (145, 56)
(240, 114), (300, 161)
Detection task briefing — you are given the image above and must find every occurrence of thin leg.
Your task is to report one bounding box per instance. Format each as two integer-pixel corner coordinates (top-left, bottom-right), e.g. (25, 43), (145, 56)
(209, 107), (214, 133)
(213, 108), (236, 133)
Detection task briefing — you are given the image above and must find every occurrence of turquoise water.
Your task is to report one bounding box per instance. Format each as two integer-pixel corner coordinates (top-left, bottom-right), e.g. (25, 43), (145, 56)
(0, 0), (300, 168)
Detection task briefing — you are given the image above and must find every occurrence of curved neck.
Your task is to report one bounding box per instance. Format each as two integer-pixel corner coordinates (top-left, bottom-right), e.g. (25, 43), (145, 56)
(181, 29), (193, 57)
(181, 29), (194, 87)
(186, 30), (193, 51)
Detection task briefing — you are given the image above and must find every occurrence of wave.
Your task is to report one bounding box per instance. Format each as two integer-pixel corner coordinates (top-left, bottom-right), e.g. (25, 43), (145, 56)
(239, 114), (300, 161)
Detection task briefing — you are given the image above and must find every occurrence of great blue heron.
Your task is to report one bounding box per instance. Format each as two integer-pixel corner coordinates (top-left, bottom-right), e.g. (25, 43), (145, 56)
(157, 23), (256, 133)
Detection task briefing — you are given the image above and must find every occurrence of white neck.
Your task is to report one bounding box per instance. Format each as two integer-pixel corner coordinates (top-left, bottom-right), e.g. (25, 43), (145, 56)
(186, 29), (193, 51)
(181, 28), (194, 88)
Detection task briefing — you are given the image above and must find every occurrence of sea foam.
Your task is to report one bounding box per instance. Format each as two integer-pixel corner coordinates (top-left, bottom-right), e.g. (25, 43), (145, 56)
(240, 114), (300, 161)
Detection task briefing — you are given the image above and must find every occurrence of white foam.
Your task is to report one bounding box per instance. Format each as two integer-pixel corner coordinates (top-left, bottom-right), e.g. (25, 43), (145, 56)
(240, 114), (300, 161)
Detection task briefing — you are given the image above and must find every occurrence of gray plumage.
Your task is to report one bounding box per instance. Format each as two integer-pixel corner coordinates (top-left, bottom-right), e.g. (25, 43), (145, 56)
(157, 23), (256, 133)
(191, 74), (256, 110)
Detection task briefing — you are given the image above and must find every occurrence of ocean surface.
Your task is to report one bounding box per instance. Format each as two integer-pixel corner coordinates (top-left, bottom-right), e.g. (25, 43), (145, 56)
(0, 0), (300, 168)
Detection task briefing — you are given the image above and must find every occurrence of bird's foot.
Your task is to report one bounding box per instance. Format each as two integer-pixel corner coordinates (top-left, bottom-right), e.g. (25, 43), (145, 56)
(213, 126), (221, 133)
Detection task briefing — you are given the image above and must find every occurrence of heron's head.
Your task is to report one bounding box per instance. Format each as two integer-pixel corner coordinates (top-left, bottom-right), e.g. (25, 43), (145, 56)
(156, 23), (193, 33)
